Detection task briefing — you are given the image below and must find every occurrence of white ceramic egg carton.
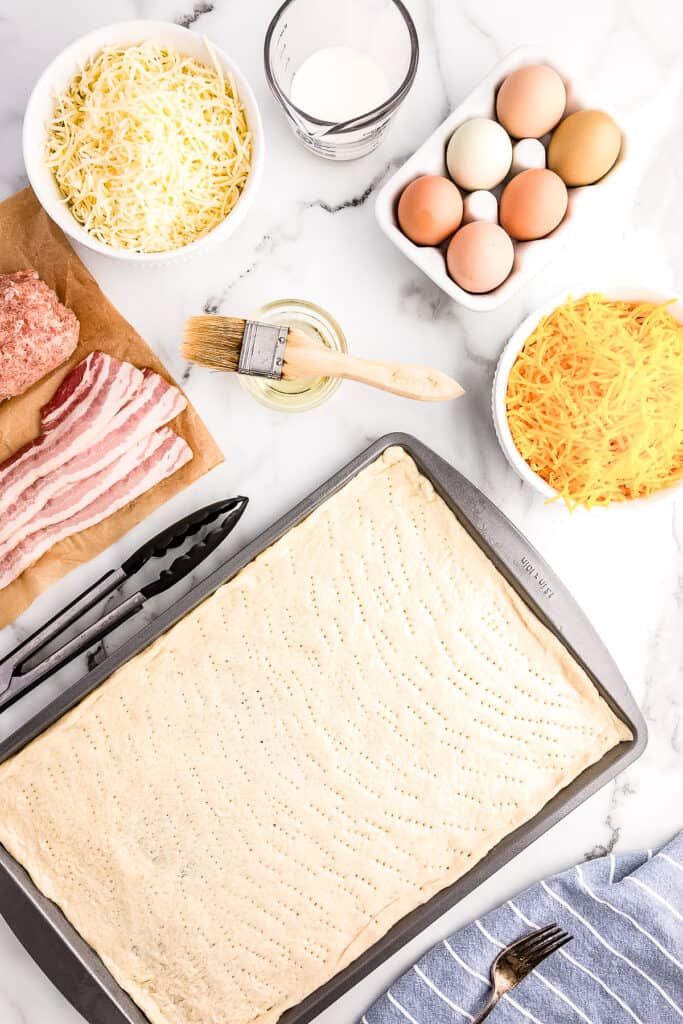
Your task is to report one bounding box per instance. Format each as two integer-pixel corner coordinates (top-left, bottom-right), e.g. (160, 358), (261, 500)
(375, 48), (628, 312)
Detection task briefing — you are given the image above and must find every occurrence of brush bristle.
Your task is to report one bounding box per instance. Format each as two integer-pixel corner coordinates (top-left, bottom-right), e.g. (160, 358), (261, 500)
(182, 316), (247, 372)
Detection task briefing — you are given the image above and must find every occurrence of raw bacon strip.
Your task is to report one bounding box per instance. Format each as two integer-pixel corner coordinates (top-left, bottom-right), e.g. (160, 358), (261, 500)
(0, 369), (186, 546)
(40, 351), (139, 432)
(0, 353), (143, 516)
(0, 430), (192, 591)
(0, 428), (170, 561)
(6, 353), (112, 468)
(0, 354), (110, 486)
(40, 353), (99, 430)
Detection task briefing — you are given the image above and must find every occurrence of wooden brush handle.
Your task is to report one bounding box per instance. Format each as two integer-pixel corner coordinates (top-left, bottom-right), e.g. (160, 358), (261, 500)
(284, 330), (464, 402)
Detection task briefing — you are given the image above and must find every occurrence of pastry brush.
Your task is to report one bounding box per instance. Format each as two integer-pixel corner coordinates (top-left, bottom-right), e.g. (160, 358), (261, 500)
(182, 316), (464, 402)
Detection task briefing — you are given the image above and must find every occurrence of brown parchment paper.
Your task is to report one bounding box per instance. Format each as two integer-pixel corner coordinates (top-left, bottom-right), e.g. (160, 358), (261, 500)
(0, 187), (223, 628)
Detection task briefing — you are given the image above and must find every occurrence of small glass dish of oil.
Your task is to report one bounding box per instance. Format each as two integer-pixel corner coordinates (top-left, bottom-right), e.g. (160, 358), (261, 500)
(239, 298), (347, 412)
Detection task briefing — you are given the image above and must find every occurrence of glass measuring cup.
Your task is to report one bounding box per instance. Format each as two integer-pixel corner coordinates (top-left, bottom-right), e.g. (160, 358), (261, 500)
(264, 0), (419, 160)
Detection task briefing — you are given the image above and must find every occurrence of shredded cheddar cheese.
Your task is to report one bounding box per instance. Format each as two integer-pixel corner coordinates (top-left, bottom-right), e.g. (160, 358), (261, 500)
(46, 40), (252, 253)
(506, 293), (683, 510)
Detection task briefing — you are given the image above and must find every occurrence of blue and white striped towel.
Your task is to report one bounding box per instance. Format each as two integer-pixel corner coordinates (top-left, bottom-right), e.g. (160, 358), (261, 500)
(363, 832), (683, 1024)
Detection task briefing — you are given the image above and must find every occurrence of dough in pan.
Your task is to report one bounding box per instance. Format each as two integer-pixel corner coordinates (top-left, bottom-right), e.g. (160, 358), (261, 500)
(0, 447), (630, 1024)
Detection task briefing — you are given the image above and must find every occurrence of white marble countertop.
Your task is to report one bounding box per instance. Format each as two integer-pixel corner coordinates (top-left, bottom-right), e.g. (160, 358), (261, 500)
(0, 1), (682, 1022)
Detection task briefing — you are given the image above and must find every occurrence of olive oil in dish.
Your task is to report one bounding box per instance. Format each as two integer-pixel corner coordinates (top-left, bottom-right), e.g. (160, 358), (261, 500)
(239, 299), (347, 412)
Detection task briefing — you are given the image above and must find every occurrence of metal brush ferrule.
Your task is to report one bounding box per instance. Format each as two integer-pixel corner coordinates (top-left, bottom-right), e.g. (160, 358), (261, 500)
(238, 321), (288, 379)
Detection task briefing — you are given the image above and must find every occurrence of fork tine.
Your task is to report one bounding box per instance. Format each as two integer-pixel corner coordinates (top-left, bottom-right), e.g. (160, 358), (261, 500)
(525, 933), (572, 967)
(521, 931), (571, 964)
(511, 924), (561, 958)
(515, 927), (563, 959)
(511, 923), (558, 949)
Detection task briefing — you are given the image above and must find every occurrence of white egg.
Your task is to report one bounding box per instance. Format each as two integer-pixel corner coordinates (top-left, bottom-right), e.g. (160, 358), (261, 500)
(462, 190), (498, 225)
(510, 138), (547, 176)
(446, 118), (512, 191)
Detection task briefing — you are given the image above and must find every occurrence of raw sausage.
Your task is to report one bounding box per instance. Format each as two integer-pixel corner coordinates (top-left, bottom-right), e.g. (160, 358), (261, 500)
(0, 269), (79, 400)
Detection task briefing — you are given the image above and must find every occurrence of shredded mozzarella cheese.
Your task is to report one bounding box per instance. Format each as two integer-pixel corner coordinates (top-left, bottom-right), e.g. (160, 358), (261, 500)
(506, 293), (683, 510)
(46, 40), (252, 253)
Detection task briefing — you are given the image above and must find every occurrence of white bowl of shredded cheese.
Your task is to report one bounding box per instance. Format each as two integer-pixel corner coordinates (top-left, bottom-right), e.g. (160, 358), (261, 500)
(492, 286), (683, 510)
(23, 21), (264, 261)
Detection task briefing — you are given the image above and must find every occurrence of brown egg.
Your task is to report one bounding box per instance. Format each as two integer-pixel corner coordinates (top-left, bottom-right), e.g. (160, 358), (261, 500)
(496, 64), (566, 139)
(446, 222), (514, 293)
(397, 175), (463, 245)
(548, 110), (622, 186)
(499, 168), (568, 241)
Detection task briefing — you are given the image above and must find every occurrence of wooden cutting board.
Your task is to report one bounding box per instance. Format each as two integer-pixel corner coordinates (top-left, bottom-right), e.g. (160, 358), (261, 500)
(0, 187), (223, 628)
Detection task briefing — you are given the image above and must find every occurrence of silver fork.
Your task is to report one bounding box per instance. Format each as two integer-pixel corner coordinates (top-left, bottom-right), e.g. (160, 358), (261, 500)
(471, 923), (573, 1023)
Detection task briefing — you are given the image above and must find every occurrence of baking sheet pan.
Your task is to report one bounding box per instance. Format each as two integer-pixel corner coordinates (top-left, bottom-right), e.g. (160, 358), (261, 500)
(0, 432), (647, 1024)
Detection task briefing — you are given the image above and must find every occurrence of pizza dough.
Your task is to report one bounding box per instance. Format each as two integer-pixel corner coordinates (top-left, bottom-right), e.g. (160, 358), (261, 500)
(0, 447), (630, 1024)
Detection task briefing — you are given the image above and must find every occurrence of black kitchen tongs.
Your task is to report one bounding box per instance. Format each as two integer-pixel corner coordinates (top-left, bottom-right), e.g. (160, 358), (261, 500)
(0, 495), (248, 711)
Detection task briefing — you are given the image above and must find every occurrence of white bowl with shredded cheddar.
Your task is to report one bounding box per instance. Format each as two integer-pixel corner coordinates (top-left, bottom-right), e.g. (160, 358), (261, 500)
(493, 286), (683, 511)
(23, 21), (263, 261)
